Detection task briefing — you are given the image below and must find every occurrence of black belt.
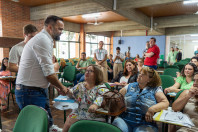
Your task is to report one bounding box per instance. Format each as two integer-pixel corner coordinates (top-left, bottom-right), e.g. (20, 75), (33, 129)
(17, 84), (45, 91)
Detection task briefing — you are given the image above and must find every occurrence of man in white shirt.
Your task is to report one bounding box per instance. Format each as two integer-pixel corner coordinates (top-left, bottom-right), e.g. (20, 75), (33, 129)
(94, 41), (108, 82)
(8, 24), (38, 72)
(113, 47), (124, 78)
(15, 15), (67, 132)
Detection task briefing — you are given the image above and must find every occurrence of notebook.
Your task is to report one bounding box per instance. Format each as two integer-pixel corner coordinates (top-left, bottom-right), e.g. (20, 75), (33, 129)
(54, 95), (75, 103)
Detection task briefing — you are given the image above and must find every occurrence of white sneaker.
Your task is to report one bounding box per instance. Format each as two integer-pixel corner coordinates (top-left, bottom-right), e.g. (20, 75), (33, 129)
(49, 125), (62, 132)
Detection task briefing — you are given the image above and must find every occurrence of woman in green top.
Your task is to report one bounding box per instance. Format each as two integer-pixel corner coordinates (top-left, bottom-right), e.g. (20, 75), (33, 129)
(165, 63), (197, 94)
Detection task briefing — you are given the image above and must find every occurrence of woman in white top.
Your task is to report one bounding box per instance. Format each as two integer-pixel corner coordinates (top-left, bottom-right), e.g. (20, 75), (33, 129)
(52, 55), (60, 72)
(94, 41), (108, 82)
(111, 59), (138, 88)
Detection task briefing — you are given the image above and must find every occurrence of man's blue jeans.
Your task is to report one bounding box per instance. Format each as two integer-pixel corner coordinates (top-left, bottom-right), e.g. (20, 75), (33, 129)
(74, 73), (85, 85)
(15, 84), (53, 126)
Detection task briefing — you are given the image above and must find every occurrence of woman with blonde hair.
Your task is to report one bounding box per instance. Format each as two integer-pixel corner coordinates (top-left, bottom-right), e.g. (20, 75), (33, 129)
(113, 67), (169, 132)
(172, 72), (198, 132)
(63, 65), (109, 132)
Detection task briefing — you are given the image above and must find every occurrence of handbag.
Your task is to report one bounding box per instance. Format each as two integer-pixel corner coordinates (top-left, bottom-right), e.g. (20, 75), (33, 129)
(100, 89), (126, 116)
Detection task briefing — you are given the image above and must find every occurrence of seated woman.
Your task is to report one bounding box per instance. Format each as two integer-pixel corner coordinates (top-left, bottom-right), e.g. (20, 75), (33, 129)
(137, 58), (144, 72)
(164, 63), (197, 94)
(113, 67), (169, 132)
(53, 55), (60, 72)
(125, 52), (133, 60)
(0, 57), (14, 110)
(172, 72), (198, 132)
(111, 59), (138, 88)
(62, 65), (109, 132)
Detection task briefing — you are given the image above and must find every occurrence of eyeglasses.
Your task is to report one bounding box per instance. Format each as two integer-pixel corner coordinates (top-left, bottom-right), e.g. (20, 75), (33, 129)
(85, 70), (94, 74)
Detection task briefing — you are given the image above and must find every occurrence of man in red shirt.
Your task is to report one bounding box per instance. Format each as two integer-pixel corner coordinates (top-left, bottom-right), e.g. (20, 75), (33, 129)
(144, 37), (160, 70)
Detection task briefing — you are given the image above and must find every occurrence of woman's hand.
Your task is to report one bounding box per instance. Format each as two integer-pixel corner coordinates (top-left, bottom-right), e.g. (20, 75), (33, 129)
(88, 104), (98, 113)
(145, 107), (155, 122)
(164, 88), (173, 94)
(119, 88), (127, 96)
(120, 82), (127, 86)
(187, 87), (198, 98)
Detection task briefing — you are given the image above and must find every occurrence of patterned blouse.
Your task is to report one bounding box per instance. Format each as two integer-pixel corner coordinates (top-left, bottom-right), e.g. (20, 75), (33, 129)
(68, 82), (109, 121)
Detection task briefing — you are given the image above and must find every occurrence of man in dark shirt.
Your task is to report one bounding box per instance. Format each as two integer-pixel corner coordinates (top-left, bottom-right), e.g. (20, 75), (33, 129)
(176, 48), (182, 62)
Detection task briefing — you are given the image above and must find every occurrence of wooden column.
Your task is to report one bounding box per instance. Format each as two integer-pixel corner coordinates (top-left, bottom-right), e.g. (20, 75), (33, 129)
(80, 24), (86, 54)
(110, 32), (114, 55)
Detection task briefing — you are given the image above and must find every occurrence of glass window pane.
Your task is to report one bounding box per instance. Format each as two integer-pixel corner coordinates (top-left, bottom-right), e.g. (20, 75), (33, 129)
(69, 32), (79, 41)
(91, 35), (97, 43)
(86, 43), (91, 57)
(60, 31), (67, 41)
(86, 34), (91, 42)
(98, 36), (104, 43)
(70, 42), (78, 58)
(57, 42), (68, 59)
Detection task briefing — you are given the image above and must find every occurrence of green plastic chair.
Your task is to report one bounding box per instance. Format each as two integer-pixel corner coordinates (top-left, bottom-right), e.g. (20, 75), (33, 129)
(174, 89), (185, 101)
(62, 66), (77, 87)
(163, 68), (180, 78)
(176, 64), (185, 72)
(13, 105), (49, 132)
(68, 120), (122, 132)
(165, 65), (179, 69)
(160, 75), (175, 91)
(66, 62), (72, 66)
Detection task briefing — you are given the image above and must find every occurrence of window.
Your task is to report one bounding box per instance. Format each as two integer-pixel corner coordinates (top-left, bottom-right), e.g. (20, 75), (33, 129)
(86, 34), (111, 57)
(54, 31), (80, 59)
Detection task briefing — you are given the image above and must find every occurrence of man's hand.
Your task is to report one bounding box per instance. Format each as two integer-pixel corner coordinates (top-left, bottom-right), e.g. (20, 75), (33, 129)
(88, 104), (98, 113)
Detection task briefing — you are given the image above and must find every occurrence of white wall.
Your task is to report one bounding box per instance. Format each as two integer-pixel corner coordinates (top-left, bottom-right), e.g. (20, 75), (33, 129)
(182, 41), (198, 58)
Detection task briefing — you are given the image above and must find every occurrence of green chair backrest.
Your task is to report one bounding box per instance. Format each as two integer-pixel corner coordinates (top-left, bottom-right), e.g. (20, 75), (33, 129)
(122, 60), (125, 69)
(66, 62), (73, 66)
(165, 65), (179, 69)
(13, 105), (49, 132)
(174, 89), (185, 101)
(163, 68), (180, 78)
(68, 120), (122, 132)
(176, 64), (185, 71)
(160, 75), (175, 90)
(63, 66), (77, 82)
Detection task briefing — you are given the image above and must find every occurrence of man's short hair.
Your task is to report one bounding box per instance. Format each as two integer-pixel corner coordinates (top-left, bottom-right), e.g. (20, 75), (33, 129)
(81, 52), (86, 56)
(150, 37), (156, 42)
(23, 24), (38, 35)
(44, 15), (64, 26)
(191, 56), (198, 61)
(116, 47), (120, 50)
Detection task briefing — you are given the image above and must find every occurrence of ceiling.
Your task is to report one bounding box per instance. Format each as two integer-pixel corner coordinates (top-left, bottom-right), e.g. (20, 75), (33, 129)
(9, 0), (198, 36)
(9, 0), (68, 7)
(63, 11), (128, 24)
(138, 1), (198, 17)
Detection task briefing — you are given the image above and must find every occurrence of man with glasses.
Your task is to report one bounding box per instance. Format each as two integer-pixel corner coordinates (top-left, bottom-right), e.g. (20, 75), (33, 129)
(8, 24), (38, 72)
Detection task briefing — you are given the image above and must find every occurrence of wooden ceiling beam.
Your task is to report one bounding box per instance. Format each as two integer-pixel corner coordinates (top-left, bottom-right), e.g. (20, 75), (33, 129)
(90, 0), (150, 28)
(84, 21), (147, 32)
(30, 0), (109, 20)
(118, 0), (184, 9)
(114, 30), (164, 37)
(154, 15), (198, 28)
(166, 26), (198, 35)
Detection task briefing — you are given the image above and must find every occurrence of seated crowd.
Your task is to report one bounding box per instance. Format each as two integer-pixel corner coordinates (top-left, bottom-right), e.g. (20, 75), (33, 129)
(1, 16), (198, 132)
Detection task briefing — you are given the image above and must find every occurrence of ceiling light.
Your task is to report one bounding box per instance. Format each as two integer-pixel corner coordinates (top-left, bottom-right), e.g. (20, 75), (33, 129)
(82, 13), (101, 18)
(183, 0), (198, 4)
(191, 34), (198, 36)
(192, 40), (198, 42)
